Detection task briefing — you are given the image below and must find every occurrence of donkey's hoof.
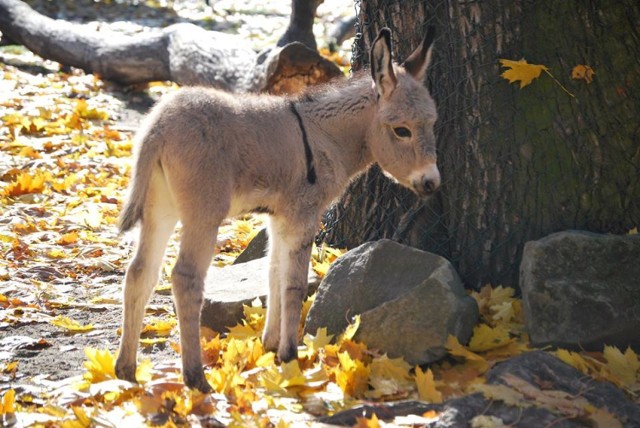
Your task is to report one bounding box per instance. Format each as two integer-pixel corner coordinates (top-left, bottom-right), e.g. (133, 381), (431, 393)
(262, 333), (279, 353)
(115, 362), (137, 383)
(184, 369), (212, 393)
(277, 342), (298, 363)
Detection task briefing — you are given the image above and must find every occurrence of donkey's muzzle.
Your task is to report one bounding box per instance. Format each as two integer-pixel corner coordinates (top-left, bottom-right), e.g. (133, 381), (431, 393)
(413, 178), (439, 198)
(411, 165), (441, 198)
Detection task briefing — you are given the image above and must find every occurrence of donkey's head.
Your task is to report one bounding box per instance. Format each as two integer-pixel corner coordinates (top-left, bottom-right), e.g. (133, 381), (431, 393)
(368, 27), (440, 198)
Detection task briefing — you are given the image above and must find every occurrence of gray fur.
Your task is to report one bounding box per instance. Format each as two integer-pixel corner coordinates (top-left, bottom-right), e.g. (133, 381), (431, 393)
(115, 27), (440, 392)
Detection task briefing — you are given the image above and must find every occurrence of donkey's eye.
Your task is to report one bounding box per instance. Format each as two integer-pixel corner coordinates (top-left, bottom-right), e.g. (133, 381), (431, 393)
(393, 126), (412, 139)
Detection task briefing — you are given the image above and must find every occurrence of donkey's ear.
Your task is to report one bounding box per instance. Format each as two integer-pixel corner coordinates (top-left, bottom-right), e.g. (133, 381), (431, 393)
(402, 25), (436, 81)
(370, 28), (397, 99)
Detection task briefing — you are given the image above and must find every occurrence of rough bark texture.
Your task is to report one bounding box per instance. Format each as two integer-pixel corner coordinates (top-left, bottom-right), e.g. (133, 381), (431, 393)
(324, 0), (640, 288)
(0, 0), (343, 93)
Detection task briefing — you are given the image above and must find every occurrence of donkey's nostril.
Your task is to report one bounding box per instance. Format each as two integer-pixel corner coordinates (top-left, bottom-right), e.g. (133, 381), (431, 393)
(423, 178), (438, 194)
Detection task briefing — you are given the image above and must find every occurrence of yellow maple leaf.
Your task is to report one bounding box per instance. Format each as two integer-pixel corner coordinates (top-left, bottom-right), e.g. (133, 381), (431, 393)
(74, 99), (109, 121)
(370, 354), (411, 382)
(446, 335), (489, 374)
(334, 351), (370, 397)
(571, 64), (595, 83)
(18, 146), (41, 159)
(311, 244), (346, 278)
(275, 419), (291, 428)
(227, 321), (260, 340)
(414, 367), (443, 403)
(354, 413), (381, 428)
(139, 337), (168, 347)
(83, 348), (116, 383)
(499, 58), (549, 88)
(556, 349), (591, 374)
(366, 355), (413, 399)
(135, 359), (154, 384)
(603, 346), (640, 387)
(140, 318), (176, 337)
(57, 231), (79, 246)
(468, 324), (514, 352)
(338, 314), (361, 344)
(201, 335), (223, 366)
(300, 327), (334, 360)
(0, 389), (15, 414)
(2, 171), (47, 197)
(312, 260), (331, 278)
(446, 335), (486, 362)
(70, 406), (92, 427)
(278, 360), (307, 388)
(51, 315), (94, 333)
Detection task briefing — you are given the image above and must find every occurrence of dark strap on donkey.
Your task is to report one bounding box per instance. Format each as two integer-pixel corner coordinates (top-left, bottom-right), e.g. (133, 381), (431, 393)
(289, 102), (317, 185)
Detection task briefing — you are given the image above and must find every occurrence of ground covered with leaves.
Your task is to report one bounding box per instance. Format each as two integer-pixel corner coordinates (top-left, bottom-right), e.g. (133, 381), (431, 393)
(1, 1), (639, 427)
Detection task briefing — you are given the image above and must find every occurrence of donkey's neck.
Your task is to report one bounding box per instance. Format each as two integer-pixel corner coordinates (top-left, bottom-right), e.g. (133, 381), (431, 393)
(295, 75), (377, 183)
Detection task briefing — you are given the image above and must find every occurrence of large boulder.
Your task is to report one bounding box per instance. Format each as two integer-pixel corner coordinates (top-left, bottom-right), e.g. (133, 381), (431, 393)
(520, 230), (640, 350)
(304, 239), (478, 365)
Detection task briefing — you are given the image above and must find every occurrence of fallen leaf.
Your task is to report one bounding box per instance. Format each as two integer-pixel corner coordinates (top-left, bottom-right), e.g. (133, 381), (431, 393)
(83, 348), (116, 383)
(354, 413), (380, 428)
(333, 351), (370, 397)
(50, 315), (94, 333)
(446, 335), (488, 369)
(3, 171), (47, 196)
(414, 367), (442, 403)
(0, 389), (15, 414)
(57, 231), (79, 246)
(603, 346), (640, 387)
(468, 324), (514, 352)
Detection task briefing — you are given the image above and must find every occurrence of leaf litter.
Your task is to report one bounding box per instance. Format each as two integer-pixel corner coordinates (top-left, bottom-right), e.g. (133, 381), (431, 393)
(0, 1), (637, 426)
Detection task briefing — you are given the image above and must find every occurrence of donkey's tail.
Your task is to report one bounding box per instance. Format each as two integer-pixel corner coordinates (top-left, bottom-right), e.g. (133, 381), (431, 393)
(118, 125), (163, 233)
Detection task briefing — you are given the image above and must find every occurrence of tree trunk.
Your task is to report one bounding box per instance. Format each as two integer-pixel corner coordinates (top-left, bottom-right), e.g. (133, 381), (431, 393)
(324, 0), (640, 288)
(0, 0), (342, 93)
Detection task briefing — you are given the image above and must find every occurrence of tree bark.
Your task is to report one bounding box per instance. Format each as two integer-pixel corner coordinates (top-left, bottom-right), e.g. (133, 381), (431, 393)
(324, 0), (640, 288)
(0, 0), (343, 92)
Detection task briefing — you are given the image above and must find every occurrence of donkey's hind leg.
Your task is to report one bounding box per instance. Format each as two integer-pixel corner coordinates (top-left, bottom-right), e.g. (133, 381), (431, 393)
(171, 220), (221, 392)
(115, 176), (178, 382)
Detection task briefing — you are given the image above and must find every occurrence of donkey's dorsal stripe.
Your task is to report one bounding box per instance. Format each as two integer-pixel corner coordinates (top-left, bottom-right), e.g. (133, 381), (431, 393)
(289, 102), (317, 185)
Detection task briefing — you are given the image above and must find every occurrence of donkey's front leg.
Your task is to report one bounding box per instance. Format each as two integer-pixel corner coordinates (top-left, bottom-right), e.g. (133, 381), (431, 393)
(278, 235), (314, 362)
(262, 230), (284, 352)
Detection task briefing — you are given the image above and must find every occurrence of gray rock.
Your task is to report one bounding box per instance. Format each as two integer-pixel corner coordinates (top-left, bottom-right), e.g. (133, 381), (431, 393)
(233, 228), (268, 265)
(201, 257), (269, 333)
(201, 257), (320, 333)
(304, 239), (478, 365)
(520, 230), (640, 350)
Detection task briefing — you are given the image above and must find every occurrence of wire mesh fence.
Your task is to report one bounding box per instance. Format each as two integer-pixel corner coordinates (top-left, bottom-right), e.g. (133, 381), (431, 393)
(319, 0), (640, 289)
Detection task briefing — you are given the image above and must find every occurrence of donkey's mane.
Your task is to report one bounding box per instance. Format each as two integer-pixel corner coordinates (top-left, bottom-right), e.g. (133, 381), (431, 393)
(290, 71), (375, 121)
(289, 70), (371, 103)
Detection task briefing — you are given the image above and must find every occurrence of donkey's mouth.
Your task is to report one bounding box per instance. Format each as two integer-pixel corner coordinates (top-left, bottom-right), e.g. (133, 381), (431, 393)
(411, 177), (440, 199)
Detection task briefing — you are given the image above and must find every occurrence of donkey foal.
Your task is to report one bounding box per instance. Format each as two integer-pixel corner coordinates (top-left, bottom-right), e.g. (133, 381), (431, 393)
(115, 27), (440, 392)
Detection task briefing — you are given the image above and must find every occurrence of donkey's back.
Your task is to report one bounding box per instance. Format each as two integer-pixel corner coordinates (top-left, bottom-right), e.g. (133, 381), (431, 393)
(120, 87), (312, 232)
(115, 26), (439, 392)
